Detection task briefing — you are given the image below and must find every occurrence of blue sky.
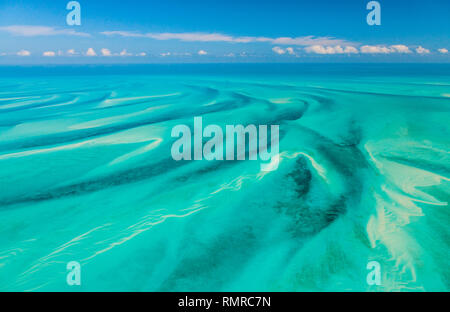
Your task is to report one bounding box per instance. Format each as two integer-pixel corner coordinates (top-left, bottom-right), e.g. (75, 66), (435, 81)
(0, 0), (449, 63)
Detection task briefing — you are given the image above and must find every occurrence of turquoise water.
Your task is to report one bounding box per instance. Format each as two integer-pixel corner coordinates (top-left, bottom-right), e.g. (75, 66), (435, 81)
(0, 64), (449, 291)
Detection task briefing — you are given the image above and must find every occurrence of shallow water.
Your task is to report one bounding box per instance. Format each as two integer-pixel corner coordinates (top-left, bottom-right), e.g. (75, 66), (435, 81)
(0, 64), (449, 291)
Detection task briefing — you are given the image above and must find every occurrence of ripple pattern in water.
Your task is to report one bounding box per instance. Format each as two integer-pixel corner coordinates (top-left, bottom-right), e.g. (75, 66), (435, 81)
(0, 65), (449, 291)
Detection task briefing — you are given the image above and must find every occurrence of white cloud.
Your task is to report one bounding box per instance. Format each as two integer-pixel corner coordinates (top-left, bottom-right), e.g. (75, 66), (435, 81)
(286, 47), (295, 55)
(272, 46), (286, 55)
(101, 48), (112, 56)
(100, 31), (144, 38)
(17, 50), (31, 56)
(272, 47), (296, 56)
(101, 31), (353, 46)
(389, 44), (411, 53)
(390, 45), (411, 53)
(305, 45), (335, 54)
(137, 52), (147, 56)
(356, 44), (411, 54)
(43, 51), (56, 57)
(360, 45), (415, 54)
(416, 46), (430, 54)
(120, 49), (132, 56)
(305, 45), (358, 54)
(344, 46), (359, 54)
(271, 36), (351, 46)
(438, 48), (448, 54)
(360, 45), (392, 54)
(156, 33), (233, 42)
(86, 48), (97, 56)
(0, 25), (90, 37)
(198, 50), (208, 56)
(101, 31), (236, 42)
(291, 42), (413, 55)
(67, 49), (77, 55)
(161, 52), (192, 57)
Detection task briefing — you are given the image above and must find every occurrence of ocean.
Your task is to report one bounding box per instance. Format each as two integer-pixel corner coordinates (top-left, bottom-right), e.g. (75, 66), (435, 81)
(0, 64), (449, 291)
